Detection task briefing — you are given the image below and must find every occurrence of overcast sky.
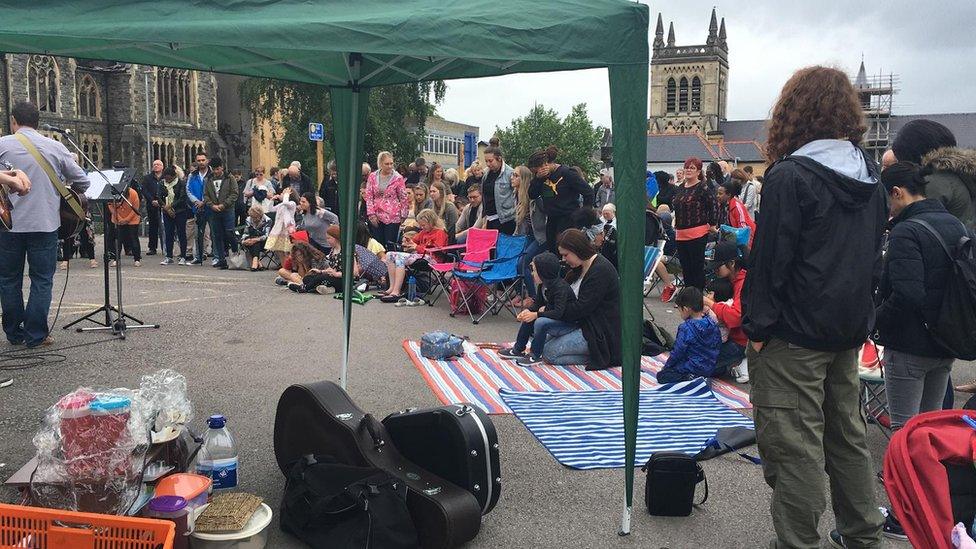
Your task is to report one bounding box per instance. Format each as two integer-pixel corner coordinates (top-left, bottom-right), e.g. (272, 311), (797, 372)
(435, 0), (976, 138)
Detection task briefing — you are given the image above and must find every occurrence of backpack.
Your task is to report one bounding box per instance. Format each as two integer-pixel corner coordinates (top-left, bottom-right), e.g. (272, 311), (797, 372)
(279, 455), (418, 549)
(642, 314), (675, 356)
(642, 452), (707, 516)
(449, 278), (488, 316)
(906, 219), (976, 360)
(420, 331), (465, 360)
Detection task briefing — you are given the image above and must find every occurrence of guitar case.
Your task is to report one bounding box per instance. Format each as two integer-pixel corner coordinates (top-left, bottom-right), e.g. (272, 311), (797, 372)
(274, 381), (481, 549)
(383, 405), (501, 515)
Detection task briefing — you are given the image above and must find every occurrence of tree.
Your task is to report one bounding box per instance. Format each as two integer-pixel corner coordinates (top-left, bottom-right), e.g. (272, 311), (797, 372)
(239, 79), (446, 178)
(494, 104), (604, 180)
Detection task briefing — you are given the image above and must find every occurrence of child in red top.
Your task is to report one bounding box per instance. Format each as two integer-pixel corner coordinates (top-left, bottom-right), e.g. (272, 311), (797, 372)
(703, 242), (749, 382)
(379, 208), (448, 303)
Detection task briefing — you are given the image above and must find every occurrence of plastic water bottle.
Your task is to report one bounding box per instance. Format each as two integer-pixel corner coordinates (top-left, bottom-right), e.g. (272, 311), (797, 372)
(194, 415), (239, 492)
(407, 276), (417, 302)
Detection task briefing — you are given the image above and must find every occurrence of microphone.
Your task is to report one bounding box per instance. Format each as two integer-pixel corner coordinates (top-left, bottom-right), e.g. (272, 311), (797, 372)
(41, 123), (70, 134)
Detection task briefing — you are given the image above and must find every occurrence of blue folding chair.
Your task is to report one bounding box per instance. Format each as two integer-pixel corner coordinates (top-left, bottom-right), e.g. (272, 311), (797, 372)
(642, 245), (663, 313)
(451, 233), (528, 324)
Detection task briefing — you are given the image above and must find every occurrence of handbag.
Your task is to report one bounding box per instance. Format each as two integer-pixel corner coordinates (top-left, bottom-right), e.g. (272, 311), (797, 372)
(642, 313), (675, 355)
(642, 452), (707, 516)
(280, 454), (418, 549)
(420, 331), (465, 360)
(226, 250), (248, 270)
(14, 133), (87, 239)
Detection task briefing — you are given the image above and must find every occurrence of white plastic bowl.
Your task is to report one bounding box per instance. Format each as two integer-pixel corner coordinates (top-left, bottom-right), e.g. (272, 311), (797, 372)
(189, 502), (272, 549)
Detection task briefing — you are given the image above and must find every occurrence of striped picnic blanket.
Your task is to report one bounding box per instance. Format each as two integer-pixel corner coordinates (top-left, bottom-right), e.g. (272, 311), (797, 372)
(500, 379), (755, 469)
(402, 340), (751, 414)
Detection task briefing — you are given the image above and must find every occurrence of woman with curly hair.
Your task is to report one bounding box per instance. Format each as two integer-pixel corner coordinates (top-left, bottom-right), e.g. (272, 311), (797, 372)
(741, 66), (888, 548)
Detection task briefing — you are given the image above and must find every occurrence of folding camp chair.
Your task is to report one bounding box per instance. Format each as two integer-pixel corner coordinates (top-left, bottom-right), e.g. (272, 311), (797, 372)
(416, 227), (498, 306)
(642, 244), (664, 315)
(451, 233), (527, 324)
(859, 342), (891, 438)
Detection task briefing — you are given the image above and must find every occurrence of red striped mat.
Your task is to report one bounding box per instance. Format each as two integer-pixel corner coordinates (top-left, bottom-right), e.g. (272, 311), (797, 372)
(402, 340), (752, 414)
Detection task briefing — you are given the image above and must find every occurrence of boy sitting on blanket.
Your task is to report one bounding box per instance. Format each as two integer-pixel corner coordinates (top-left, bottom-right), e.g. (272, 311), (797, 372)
(657, 287), (722, 384)
(498, 252), (577, 367)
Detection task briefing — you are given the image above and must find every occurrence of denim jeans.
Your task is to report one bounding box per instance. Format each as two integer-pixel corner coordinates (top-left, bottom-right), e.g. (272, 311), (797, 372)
(541, 323), (590, 365)
(884, 349), (954, 430)
(514, 316), (577, 359)
(715, 340), (746, 377)
(519, 239), (546, 299)
(0, 231), (58, 346)
(163, 210), (189, 259)
(208, 209), (237, 263)
(194, 209), (210, 261)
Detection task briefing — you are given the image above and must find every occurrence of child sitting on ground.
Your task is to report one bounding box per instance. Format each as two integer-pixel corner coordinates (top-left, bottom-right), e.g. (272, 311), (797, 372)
(498, 252), (577, 367)
(657, 286), (722, 384)
(705, 277), (734, 342)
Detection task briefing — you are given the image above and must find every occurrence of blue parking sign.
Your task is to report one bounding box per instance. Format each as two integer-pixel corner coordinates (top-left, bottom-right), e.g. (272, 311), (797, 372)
(308, 122), (324, 142)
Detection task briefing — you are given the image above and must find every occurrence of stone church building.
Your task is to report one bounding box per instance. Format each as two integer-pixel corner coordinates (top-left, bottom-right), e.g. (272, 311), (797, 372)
(0, 54), (225, 174)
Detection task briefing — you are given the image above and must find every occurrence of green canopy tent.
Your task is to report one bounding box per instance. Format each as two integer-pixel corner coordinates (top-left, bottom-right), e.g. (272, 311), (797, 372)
(0, 0), (649, 533)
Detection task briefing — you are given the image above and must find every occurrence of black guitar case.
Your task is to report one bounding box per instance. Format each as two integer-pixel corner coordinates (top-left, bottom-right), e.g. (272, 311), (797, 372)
(274, 381), (482, 549)
(383, 404), (501, 515)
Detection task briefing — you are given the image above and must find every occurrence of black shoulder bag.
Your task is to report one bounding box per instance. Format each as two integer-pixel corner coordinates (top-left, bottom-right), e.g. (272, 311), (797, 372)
(642, 452), (708, 516)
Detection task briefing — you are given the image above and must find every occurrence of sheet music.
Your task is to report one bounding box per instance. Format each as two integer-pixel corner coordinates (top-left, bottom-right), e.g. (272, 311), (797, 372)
(84, 169), (128, 200)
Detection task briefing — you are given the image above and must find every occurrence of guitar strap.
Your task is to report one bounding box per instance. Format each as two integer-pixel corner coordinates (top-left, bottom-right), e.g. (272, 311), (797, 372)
(14, 132), (85, 220)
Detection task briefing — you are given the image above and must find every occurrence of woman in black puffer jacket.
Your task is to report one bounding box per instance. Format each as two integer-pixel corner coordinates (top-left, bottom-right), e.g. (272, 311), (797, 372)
(875, 162), (968, 430)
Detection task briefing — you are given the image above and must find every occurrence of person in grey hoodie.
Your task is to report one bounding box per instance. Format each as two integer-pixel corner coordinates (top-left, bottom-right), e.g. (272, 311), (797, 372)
(741, 66), (886, 549)
(481, 145), (517, 234)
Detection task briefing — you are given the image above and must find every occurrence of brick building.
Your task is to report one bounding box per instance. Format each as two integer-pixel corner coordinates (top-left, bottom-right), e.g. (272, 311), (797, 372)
(0, 54), (225, 174)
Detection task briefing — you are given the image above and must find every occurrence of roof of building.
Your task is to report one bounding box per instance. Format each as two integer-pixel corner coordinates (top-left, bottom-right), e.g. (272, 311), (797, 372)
(719, 141), (766, 162)
(719, 119), (768, 142)
(646, 133), (717, 163)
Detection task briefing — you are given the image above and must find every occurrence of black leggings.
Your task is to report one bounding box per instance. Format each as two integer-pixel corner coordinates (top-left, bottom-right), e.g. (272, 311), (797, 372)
(545, 215), (576, 254)
(676, 235), (707, 290)
(303, 272), (342, 291)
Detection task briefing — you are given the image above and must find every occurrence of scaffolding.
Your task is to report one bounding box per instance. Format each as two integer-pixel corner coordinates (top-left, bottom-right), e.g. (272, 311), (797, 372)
(853, 63), (899, 164)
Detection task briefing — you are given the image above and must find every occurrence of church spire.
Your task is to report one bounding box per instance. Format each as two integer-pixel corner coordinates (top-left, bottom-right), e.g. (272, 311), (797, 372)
(707, 7), (718, 45)
(667, 21), (675, 47)
(718, 17), (727, 49)
(855, 57), (868, 88)
(654, 13), (665, 49)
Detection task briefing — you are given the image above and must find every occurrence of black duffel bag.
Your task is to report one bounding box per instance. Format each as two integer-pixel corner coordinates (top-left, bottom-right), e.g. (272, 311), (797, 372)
(280, 454), (419, 549)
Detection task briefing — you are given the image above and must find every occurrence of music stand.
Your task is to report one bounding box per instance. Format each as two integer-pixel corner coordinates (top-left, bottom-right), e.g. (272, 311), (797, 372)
(61, 163), (159, 337)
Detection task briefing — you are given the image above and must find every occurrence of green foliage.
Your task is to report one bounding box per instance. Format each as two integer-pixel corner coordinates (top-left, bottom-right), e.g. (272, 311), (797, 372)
(495, 104), (604, 180)
(239, 79), (446, 174)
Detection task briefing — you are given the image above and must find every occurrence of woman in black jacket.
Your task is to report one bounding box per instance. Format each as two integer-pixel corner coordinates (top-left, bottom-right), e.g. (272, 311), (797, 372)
(876, 162), (966, 429)
(541, 229), (621, 370)
(671, 157), (718, 289)
(527, 146), (595, 253)
(159, 166), (190, 264)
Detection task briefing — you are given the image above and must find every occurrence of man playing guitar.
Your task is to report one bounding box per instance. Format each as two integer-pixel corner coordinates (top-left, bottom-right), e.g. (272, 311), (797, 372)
(0, 101), (90, 354)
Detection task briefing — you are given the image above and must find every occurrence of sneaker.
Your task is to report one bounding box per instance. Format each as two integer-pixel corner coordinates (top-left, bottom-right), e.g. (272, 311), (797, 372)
(274, 276), (288, 286)
(146, 250), (157, 256)
(211, 258), (219, 266)
(133, 261), (141, 267)
(177, 257), (188, 266)
(287, 282), (305, 293)
(516, 355), (544, 367)
(315, 285), (334, 295)
(189, 258), (203, 265)
(660, 284), (677, 303)
(880, 507), (907, 541)
(498, 347), (527, 359)
(0, 377), (12, 389)
(26, 335), (54, 349)
(827, 529), (847, 549)
(216, 262), (228, 270)
(160, 257), (173, 265)
(406, 298), (425, 307)
(733, 358), (749, 383)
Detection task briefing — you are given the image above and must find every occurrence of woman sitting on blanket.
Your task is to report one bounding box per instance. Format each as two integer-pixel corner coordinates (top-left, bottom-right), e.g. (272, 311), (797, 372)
(498, 252), (577, 367)
(379, 208), (448, 303)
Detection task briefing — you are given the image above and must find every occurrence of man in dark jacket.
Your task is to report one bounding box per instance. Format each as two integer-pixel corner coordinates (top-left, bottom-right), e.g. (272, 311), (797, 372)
(875, 162), (967, 429)
(141, 159), (164, 255)
(742, 139), (887, 548)
(318, 160), (340, 215)
(202, 157), (238, 270)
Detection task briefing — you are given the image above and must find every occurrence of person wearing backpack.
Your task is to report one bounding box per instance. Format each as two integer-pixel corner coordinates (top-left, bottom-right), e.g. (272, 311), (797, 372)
(876, 162), (968, 430)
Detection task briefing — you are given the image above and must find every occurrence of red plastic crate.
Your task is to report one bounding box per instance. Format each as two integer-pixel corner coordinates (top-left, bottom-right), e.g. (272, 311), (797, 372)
(0, 502), (174, 549)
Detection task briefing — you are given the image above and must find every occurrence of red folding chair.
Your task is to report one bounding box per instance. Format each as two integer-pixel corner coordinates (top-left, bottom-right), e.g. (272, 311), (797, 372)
(417, 227), (498, 306)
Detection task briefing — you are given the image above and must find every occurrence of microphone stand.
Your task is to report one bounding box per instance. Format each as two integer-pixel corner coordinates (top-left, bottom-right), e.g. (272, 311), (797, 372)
(58, 130), (159, 338)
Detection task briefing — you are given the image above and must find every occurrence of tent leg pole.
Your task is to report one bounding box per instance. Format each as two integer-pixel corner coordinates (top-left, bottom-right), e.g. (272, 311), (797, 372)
(338, 87), (360, 391)
(618, 501), (632, 536)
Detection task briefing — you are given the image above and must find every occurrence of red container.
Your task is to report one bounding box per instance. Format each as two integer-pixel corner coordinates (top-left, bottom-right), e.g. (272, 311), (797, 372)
(56, 391), (96, 477)
(88, 396), (132, 477)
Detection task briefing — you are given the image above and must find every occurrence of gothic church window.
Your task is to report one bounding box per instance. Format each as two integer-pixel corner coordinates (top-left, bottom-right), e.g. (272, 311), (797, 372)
(678, 77), (689, 113)
(157, 68), (192, 120)
(691, 76), (702, 113)
(27, 55), (58, 113)
(666, 78), (677, 114)
(78, 74), (99, 118)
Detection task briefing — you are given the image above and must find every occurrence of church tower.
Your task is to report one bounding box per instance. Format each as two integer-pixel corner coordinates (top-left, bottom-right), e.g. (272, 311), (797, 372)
(649, 8), (729, 135)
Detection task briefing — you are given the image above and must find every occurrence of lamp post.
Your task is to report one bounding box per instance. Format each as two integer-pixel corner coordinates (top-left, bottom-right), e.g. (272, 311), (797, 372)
(143, 68), (153, 172)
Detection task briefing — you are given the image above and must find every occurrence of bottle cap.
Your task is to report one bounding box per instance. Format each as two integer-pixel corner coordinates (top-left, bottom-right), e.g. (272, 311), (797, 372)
(89, 396), (131, 412)
(207, 414), (226, 428)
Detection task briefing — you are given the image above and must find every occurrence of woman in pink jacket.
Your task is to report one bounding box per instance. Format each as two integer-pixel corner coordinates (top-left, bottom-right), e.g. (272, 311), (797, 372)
(364, 151), (409, 249)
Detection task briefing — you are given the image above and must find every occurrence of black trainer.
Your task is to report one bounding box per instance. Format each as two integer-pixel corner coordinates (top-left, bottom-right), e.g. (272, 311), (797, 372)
(881, 507), (907, 541)
(516, 355), (544, 367)
(287, 282), (305, 293)
(498, 347), (527, 359)
(827, 530), (847, 548)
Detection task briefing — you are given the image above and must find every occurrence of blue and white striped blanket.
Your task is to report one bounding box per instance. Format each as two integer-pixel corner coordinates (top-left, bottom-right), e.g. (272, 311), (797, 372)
(499, 378), (754, 470)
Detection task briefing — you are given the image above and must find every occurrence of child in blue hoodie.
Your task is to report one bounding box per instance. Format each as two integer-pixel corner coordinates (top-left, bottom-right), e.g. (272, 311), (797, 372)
(658, 286), (722, 384)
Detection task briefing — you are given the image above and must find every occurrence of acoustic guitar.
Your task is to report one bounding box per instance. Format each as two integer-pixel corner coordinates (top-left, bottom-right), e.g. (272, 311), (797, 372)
(58, 186), (88, 240)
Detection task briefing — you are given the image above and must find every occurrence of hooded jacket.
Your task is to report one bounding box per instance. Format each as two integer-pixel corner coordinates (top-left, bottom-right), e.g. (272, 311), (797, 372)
(742, 140), (888, 352)
(662, 316), (722, 378)
(528, 252), (576, 320)
(875, 199), (968, 358)
(921, 146), (976, 231)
